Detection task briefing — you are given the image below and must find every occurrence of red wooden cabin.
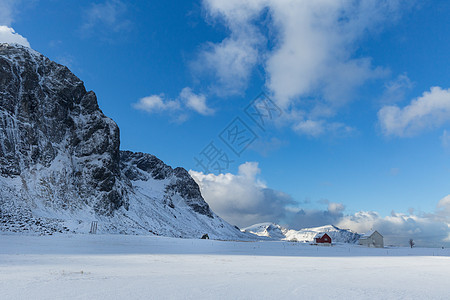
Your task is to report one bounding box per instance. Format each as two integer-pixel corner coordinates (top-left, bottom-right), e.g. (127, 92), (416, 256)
(315, 233), (332, 244)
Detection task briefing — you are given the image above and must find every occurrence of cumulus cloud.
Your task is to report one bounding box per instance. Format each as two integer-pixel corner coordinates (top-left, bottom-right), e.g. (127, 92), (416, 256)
(194, 35), (261, 96)
(328, 202), (345, 214)
(290, 197), (450, 246)
(0, 25), (29, 47)
(190, 161), (347, 229)
(0, 1), (32, 47)
(293, 119), (355, 138)
(190, 162), (296, 227)
(197, 0), (408, 132)
(248, 137), (287, 157)
(193, 0), (264, 95)
(293, 120), (325, 137)
(81, 0), (131, 37)
(337, 208), (450, 247)
(133, 95), (180, 113)
(287, 202), (346, 230)
(381, 74), (414, 104)
(262, 1), (392, 108)
(180, 87), (214, 116)
(441, 130), (450, 149)
(436, 195), (450, 220)
(191, 161), (449, 246)
(0, 0), (16, 26)
(133, 88), (213, 121)
(378, 87), (450, 137)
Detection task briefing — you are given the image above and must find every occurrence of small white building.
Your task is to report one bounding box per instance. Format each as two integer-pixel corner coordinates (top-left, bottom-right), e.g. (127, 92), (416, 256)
(358, 230), (384, 248)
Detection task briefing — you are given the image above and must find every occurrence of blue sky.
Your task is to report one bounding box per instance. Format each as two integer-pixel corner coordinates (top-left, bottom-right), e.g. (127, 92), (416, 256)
(1, 0), (450, 245)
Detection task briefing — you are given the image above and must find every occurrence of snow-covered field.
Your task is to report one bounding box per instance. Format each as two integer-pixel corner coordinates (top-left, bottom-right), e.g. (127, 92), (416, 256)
(1, 234), (449, 299)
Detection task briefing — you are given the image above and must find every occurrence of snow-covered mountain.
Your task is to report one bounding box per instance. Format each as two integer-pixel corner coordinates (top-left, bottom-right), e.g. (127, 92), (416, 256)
(0, 43), (251, 240)
(243, 223), (361, 243)
(284, 225), (361, 243)
(243, 223), (287, 239)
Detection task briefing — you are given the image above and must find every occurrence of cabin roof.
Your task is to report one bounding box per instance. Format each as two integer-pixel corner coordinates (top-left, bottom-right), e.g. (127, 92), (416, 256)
(315, 233), (330, 239)
(361, 230), (382, 238)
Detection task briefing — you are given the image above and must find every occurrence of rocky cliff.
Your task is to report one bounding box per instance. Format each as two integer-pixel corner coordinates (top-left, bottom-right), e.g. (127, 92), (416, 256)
(0, 43), (248, 239)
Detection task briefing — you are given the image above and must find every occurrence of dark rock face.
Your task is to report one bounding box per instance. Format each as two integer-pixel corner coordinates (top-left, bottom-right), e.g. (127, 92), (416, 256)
(120, 151), (173, 181)
(120, 151), (213, 218)
(0, 43), (126, 215)
(168, 167), (213, 218)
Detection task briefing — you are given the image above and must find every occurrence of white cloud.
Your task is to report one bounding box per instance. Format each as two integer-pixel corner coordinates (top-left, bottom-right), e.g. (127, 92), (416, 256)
(378, 87), (450, 137)
(0, 1), (31, 47)
(283, 198), (346, 229)
(381, 74), (414, 104)
(263, 1), (391, 108)
(293, 120), (325, 137)
(337, 208), (450, 247)
(190, 161), (347, 229)
(133, 95), (180, 113)
(0, 26), (30, 47)
(194, 0), (264, 95)
(248, 137), (287, 157)
(292, 118), (355, 138)
(180, 87), (214, 116)
(133, 87), (214, 121)
(195, 37), (260, 96)
(199, 0), (405, 116)
(437, 195), (450, 216)
(287, 206), (345, 230)
(441, 130), (450, 148)
(81, 0), (131, 36)
(0, 0), (34, 47)
(328, 202), (345, 214)
(0, 0), (16, 26)
(191, 161), (450, 245)
(190, 162), (295, 227)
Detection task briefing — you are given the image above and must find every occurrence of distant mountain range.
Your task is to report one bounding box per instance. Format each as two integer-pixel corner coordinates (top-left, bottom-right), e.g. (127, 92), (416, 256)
(243, 223), (361, 243)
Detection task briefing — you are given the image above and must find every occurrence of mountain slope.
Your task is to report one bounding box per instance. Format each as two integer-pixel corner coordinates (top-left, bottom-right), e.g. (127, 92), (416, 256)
(0, 43), (250, 240)
(242, 223), (287, 239)
(243, 223), (361, 243)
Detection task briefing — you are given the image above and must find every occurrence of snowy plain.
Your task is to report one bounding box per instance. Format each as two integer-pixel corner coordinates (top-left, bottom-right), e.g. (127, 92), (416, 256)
(0, 234), (449, 300)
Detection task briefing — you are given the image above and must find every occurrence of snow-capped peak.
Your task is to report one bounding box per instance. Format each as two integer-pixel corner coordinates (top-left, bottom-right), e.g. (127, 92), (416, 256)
(243, 223), (361, 243)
